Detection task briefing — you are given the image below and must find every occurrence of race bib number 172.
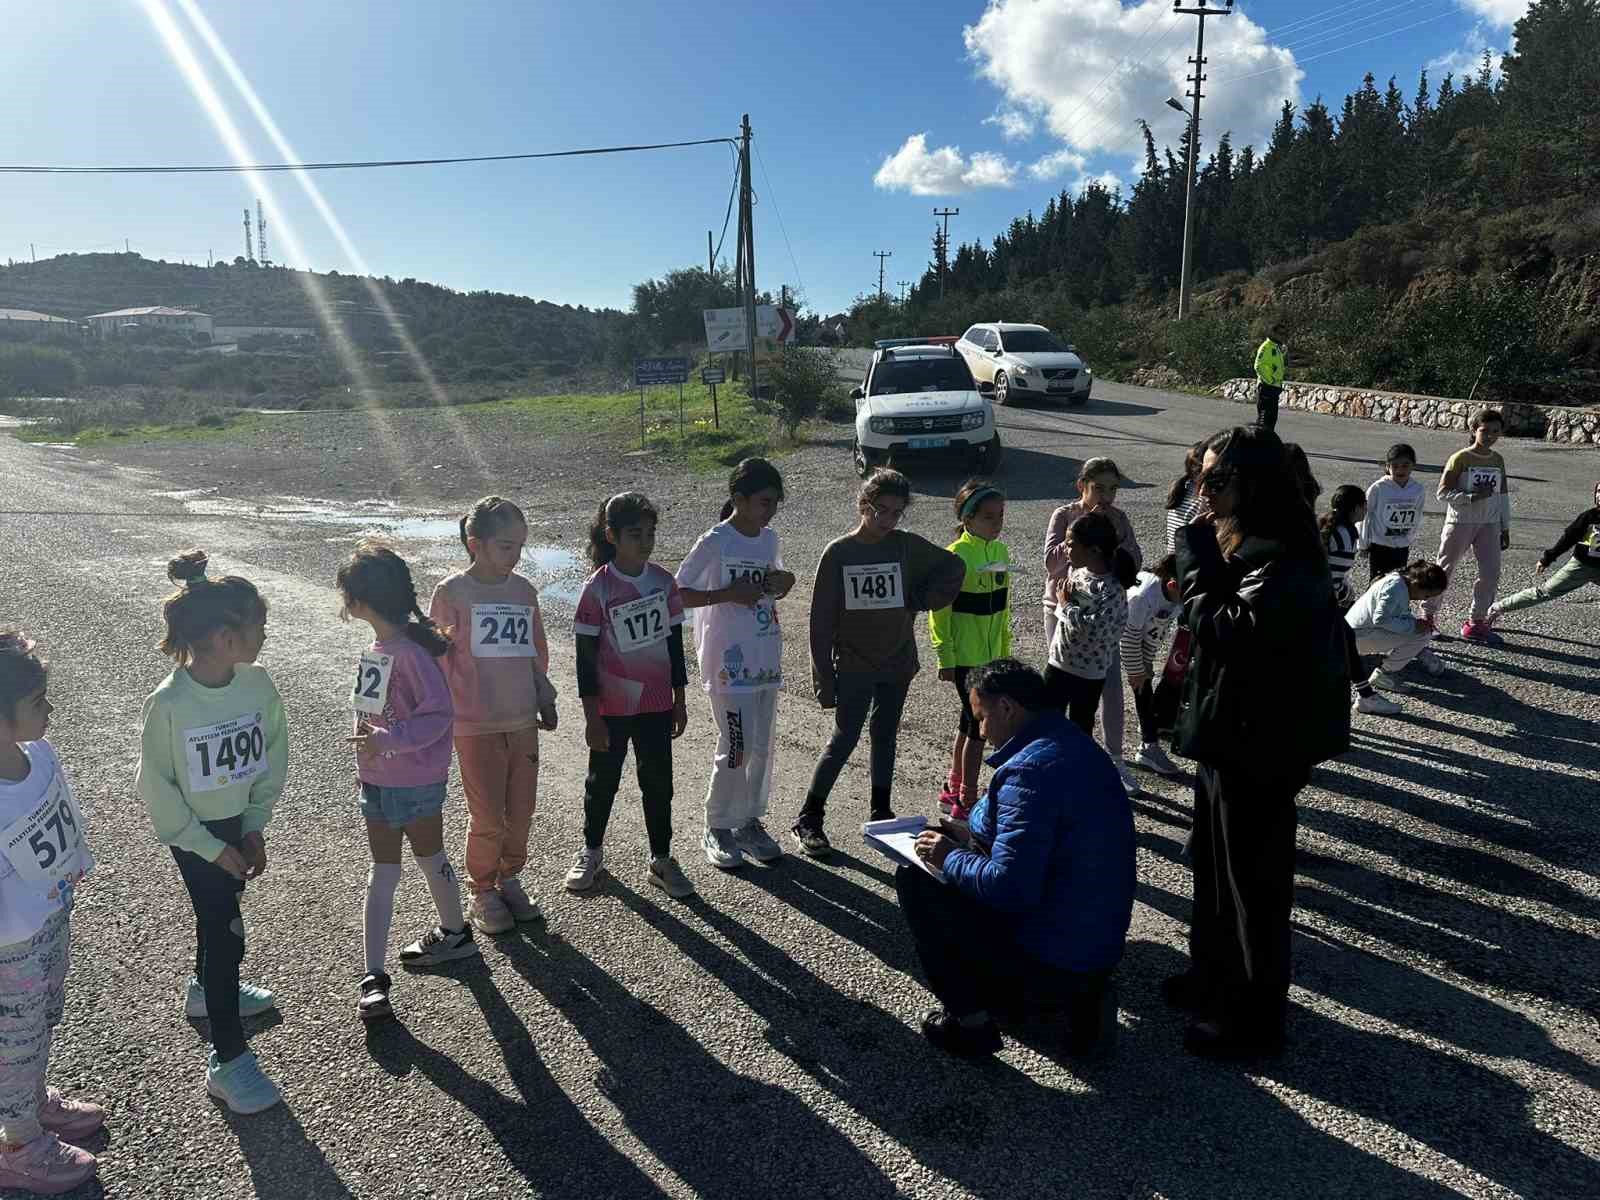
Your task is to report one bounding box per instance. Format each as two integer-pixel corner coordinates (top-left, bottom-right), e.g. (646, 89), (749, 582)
(184, 714), (268, 794)
(610, 593), (670, 653)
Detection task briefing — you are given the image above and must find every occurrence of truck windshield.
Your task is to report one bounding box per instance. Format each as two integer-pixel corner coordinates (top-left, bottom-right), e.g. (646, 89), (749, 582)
(869, 356), (974, 396)
(1000, 330), (1069, 353)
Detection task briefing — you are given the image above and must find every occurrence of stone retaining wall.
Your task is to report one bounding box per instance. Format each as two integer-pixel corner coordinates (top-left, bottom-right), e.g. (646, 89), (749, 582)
(1217, 379), (1599, 445)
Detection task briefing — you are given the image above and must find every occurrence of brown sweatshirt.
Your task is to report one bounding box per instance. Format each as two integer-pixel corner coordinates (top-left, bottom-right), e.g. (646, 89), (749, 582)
(809, 530), (965, 704)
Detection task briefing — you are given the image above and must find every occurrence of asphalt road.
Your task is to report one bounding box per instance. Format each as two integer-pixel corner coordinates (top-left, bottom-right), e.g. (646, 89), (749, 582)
(1, 377), (1597, 1200)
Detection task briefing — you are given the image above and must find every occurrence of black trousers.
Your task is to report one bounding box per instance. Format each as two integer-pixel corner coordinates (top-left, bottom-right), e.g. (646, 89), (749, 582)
(1367, 543), (1409, 585)
(172, 815), (248, 1062)
(1187, 764), (1305, 1038)
(1044, 666), (1104, 734)
(895, 866), (1113, 1042)
(1255, 382), (1282, 433)
(805, 673), (911, 814)
(583, 711), (674, 858)
(1132, 678), (1160, 745)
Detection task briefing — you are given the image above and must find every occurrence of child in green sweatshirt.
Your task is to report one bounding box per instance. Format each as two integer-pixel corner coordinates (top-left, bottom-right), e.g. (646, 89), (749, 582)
(135, 550), (286, 1116)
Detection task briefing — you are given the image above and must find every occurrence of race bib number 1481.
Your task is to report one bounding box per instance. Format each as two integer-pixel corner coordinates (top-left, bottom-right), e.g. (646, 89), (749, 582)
(843, 563), (904, 611)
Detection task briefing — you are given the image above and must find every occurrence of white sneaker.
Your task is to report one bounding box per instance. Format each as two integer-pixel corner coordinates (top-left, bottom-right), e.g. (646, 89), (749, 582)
(1131, 742), (1180, 777)
(469, 890), (515, 935)
(1415, 647), (1446, 677)
(498, 876), (541, 922)
(702, 827), (745, 870)
(398, 924), (480, 967)
(1355, 692), (1402, 715)
(1116, 762), (1142, 797)
(648, 855), (695, 899)
(184, 978), (276, 1019)
(1369, 669), (1411, 694)
(564, 847), (603, 892)
(734, 820), (784, 863)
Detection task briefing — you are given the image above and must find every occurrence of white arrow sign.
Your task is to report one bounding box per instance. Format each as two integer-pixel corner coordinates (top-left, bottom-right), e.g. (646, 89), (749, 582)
(703, 306), (795, 351)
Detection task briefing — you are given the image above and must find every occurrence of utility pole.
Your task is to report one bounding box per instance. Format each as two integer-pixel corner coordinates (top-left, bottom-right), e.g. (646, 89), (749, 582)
(707, 229), (714, 275)
(1173, 1), (1233, 320)
(738, 114), (759, 398)
(243, 209), (254, 263)
(873, 250), (892, 301)
(933, 207), (959, 299)
(897, 280), (910, 304)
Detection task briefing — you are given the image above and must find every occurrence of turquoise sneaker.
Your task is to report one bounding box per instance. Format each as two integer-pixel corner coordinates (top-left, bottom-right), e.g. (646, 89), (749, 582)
(185, 978), (277, 1019)
(206, 1051), (282, 1114)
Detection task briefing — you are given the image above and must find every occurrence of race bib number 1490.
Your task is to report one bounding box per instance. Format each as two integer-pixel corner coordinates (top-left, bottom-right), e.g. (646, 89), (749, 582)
(184, 714), (268, 794)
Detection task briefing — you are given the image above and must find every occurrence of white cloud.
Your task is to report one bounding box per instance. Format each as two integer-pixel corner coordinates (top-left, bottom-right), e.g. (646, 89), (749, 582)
(1428, 20), (1507, 82)
(1458, 0), (1527, 27)
(873, 134), (1018, 195)
(983, 109), (1036, 140)
(962, 0), (1302, 161)
(1028, 148), (1087, 181)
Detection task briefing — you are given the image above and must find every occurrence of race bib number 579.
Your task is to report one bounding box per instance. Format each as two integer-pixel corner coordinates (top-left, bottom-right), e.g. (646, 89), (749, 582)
(1, 773), (91, 893)
(184, 714), (268, 793)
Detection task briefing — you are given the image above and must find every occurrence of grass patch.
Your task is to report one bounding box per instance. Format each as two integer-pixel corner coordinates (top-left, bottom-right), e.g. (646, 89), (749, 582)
(10, 407), (265, 444)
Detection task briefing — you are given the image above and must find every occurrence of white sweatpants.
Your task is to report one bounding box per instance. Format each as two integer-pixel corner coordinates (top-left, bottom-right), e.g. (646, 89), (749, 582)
(703, 688), (779, 830)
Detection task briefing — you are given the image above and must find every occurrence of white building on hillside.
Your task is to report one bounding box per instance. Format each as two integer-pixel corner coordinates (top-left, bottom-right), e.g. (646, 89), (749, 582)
(0, 308), (79, 337)
(86, 306), (213, 339)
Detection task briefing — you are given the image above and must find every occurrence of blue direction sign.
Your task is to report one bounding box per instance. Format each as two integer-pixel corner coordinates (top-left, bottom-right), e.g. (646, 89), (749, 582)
(634, 356), (691, 386)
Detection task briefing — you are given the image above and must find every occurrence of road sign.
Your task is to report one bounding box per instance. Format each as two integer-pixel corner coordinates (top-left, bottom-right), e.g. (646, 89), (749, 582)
(702, 306), (795, 351)
(634, 356), (691, 386)
(701, 366), (726, 385)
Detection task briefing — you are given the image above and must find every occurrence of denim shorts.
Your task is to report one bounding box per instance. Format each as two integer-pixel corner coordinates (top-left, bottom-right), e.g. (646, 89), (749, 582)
(359, 781), (447, 827)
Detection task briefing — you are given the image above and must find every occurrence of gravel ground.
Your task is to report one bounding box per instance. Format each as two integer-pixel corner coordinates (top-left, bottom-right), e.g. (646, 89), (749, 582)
(1, 379), (1597, 1199)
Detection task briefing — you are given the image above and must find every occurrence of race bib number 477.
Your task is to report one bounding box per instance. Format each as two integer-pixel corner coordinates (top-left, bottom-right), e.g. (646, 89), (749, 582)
(471, 604), (537, 660)
(843, 562), (904, 611)
(1381, 502), (1420, 533)
(184, 713), (268, 793)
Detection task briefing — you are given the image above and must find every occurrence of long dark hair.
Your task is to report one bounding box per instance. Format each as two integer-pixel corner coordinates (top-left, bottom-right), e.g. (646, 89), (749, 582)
(0, 632), (46, 724)
(1282, 442), (1322, 507)
(719, 457), (784, 521)
(159, 550), (268, 667)
(1319, 484), (1365, 540)
(459, 496), (526, 563)
(1205, 427), (1323, 560)
(1166, 440), (1206, 509)
(588, 492), (659, 567)
(337, 541), (451, 657)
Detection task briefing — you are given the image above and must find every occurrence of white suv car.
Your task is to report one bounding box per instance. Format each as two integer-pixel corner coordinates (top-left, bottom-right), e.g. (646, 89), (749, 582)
(957, 322), (1093, 406)
(851, 344), (1000, 477)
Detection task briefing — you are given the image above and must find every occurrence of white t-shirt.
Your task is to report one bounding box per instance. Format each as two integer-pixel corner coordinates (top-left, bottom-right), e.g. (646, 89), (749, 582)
(675, 521), (785, 693)
(1362, 477), (1427, 549)
(0, 741), (93, 945)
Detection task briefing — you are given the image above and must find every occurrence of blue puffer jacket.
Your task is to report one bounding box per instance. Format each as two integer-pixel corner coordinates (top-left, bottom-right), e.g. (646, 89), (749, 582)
(942, 711), (1135, 973)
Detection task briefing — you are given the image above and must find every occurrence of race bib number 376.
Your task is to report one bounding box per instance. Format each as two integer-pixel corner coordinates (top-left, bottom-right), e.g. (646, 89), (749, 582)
(843, 562), (904, 611)
(184, 714), (268, 793)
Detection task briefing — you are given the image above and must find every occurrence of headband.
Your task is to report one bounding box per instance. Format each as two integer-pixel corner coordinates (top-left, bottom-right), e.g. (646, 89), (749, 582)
(959, 486), (1003, 521)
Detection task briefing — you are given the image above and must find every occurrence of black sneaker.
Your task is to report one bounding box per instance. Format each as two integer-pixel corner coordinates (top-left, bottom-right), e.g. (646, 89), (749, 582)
(398, 925), (481, 968)
(357, 972), (393, 1022)
(920, 1009), (1003, 1058)
(868, 808), (897, 822)
(791, 819), (832, 857)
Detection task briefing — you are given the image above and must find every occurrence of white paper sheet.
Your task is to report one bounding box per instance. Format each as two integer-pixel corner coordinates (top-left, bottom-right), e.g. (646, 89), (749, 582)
(862, 816), (946, 882)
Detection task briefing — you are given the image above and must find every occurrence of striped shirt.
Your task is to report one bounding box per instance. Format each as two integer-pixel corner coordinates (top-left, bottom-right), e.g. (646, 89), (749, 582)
(1164, 479), (1202, 555)
(1326, 523), (1359, 604)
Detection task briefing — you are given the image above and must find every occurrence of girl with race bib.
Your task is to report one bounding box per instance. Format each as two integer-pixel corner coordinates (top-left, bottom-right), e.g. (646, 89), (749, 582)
(1425, 409), (1512, 645)
(791, 469), (965, 856)
(1487, 480), (1600, 626)
(1320, 485), (1366, 608)
(675, 460), (796, 871)
(1361, 443), (1426, 584)
(429, 497), (558, 937)
(929, 479), (1010, 823)
(135, 552), (285, 1115)
(568, 493), (693, 899)
(340, 542), (475, 1023)
(1045, 513), (1134, 735)
(0, 634), (103, 1196)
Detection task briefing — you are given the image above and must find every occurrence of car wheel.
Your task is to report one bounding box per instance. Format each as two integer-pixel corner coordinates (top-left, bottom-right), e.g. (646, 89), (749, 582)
(994, 372), (1010, 406)
(975, 435), (1002, 475)
(853, 440), (878, 478)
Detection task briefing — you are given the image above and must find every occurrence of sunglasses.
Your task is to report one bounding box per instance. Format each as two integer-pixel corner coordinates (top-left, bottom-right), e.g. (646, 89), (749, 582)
(1198, 467), (1236, 494)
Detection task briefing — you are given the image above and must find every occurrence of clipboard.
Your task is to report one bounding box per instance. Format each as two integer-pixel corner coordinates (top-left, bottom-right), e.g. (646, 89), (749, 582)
(862, 815), (946, 882)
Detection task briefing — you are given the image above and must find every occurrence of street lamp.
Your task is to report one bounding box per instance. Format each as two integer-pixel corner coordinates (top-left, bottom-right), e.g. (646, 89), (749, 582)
(1165, 96), (1188, 114)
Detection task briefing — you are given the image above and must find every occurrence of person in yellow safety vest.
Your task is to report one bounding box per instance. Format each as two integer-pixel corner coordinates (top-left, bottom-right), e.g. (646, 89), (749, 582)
(1253, 328), (1287, 434)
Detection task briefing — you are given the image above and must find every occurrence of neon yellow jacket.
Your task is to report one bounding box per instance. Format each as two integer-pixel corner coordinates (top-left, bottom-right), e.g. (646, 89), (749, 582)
(929, 531), (1012, 669)
(1254, 338), (1286, 387)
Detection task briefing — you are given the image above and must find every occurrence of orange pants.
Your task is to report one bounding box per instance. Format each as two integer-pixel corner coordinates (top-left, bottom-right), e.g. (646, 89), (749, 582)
(455, 728), (539, 894)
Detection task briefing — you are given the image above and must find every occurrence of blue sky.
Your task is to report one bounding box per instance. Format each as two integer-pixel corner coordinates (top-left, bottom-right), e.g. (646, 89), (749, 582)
(0, 1), (1526, 317)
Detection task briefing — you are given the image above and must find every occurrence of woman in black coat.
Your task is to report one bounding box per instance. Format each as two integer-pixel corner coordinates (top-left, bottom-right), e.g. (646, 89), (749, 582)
(1167, 426), (1351, 1058)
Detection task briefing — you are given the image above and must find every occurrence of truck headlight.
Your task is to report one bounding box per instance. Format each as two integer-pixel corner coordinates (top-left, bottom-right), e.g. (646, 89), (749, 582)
(868, 416), (895, 434)
(961, 410), (985, 430)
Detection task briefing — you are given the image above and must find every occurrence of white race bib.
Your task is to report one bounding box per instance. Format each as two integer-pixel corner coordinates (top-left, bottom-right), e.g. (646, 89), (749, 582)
(610, 592), (670, 652)
(0, 773), (91, 894)
(1381, 501), (1420, 533)
(724, 558), (771, 593)
(843, 562), (904, 610)
(1467, 466), (1500, 494)
(470, 603), (537, 660)
(351, 650), (394, 716)
(183, 713), (268, 794)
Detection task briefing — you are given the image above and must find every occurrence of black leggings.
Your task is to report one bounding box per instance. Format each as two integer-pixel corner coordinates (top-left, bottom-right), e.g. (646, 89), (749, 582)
(583, 711), (674, 858)
(1367, 543), (1409, 585)
(1132, 677), (1160, 744)
(1045, 666), (1105, 734)
(172, 815), (248, 1062)
(950, 667), (980, 738)
(805, 673), (911, 815)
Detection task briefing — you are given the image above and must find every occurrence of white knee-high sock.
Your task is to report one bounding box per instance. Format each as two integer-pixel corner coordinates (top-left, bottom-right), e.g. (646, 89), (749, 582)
(415, 851), (465, 932)
(365, 863), (402, 975)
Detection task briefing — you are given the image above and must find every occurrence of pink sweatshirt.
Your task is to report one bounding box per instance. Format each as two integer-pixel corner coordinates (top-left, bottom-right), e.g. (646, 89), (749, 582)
(355, 636), (455, 787)
(1042, 502), (1142, 607)
(429, 570), (550, 736)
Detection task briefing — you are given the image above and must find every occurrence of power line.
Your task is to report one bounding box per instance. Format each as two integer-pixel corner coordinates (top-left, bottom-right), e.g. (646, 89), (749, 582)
(754, 143), (804, 302)
(711, 154), (740, 267)
(0, 136), (737, 175)
(1215, 7), (1459, 84)
(1271, 0), (1447, 57)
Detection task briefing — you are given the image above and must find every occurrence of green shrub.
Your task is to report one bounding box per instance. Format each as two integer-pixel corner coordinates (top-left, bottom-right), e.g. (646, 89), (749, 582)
(754, 346), (845, 440)
(0, 344), (81, 397)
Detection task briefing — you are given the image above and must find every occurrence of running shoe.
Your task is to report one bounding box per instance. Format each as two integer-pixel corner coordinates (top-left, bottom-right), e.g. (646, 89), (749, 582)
(702, 827), (745, 870)
(734, 820), (784, 863)
(937, 776), (960, 817)
(498, 876), (541, 922)
(564, 847), (603, 892)
(1460, 620), (1505, 646)
(0, 1133), (97, 1194)
(647, 855), (695, 899)
(868, 807), (898, 823)
(184, 978), (277, 1020)
(357, 972), (394, 1023)
(1131, 742), (1181, 777)
(920, 1010), (1003, 1058)
(1415, 646), (1447, 676)
(469, 890), (516, 935)
(1355, 692), (1403, 715)
(398, 924), (480, 967)
(1369, 669), (1411, 694)
(38, 1089), (105, 1142)
(206, 1050), (282, 1115)
(1116, 762), (1142, 797)
(791, 820), (832, 857)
